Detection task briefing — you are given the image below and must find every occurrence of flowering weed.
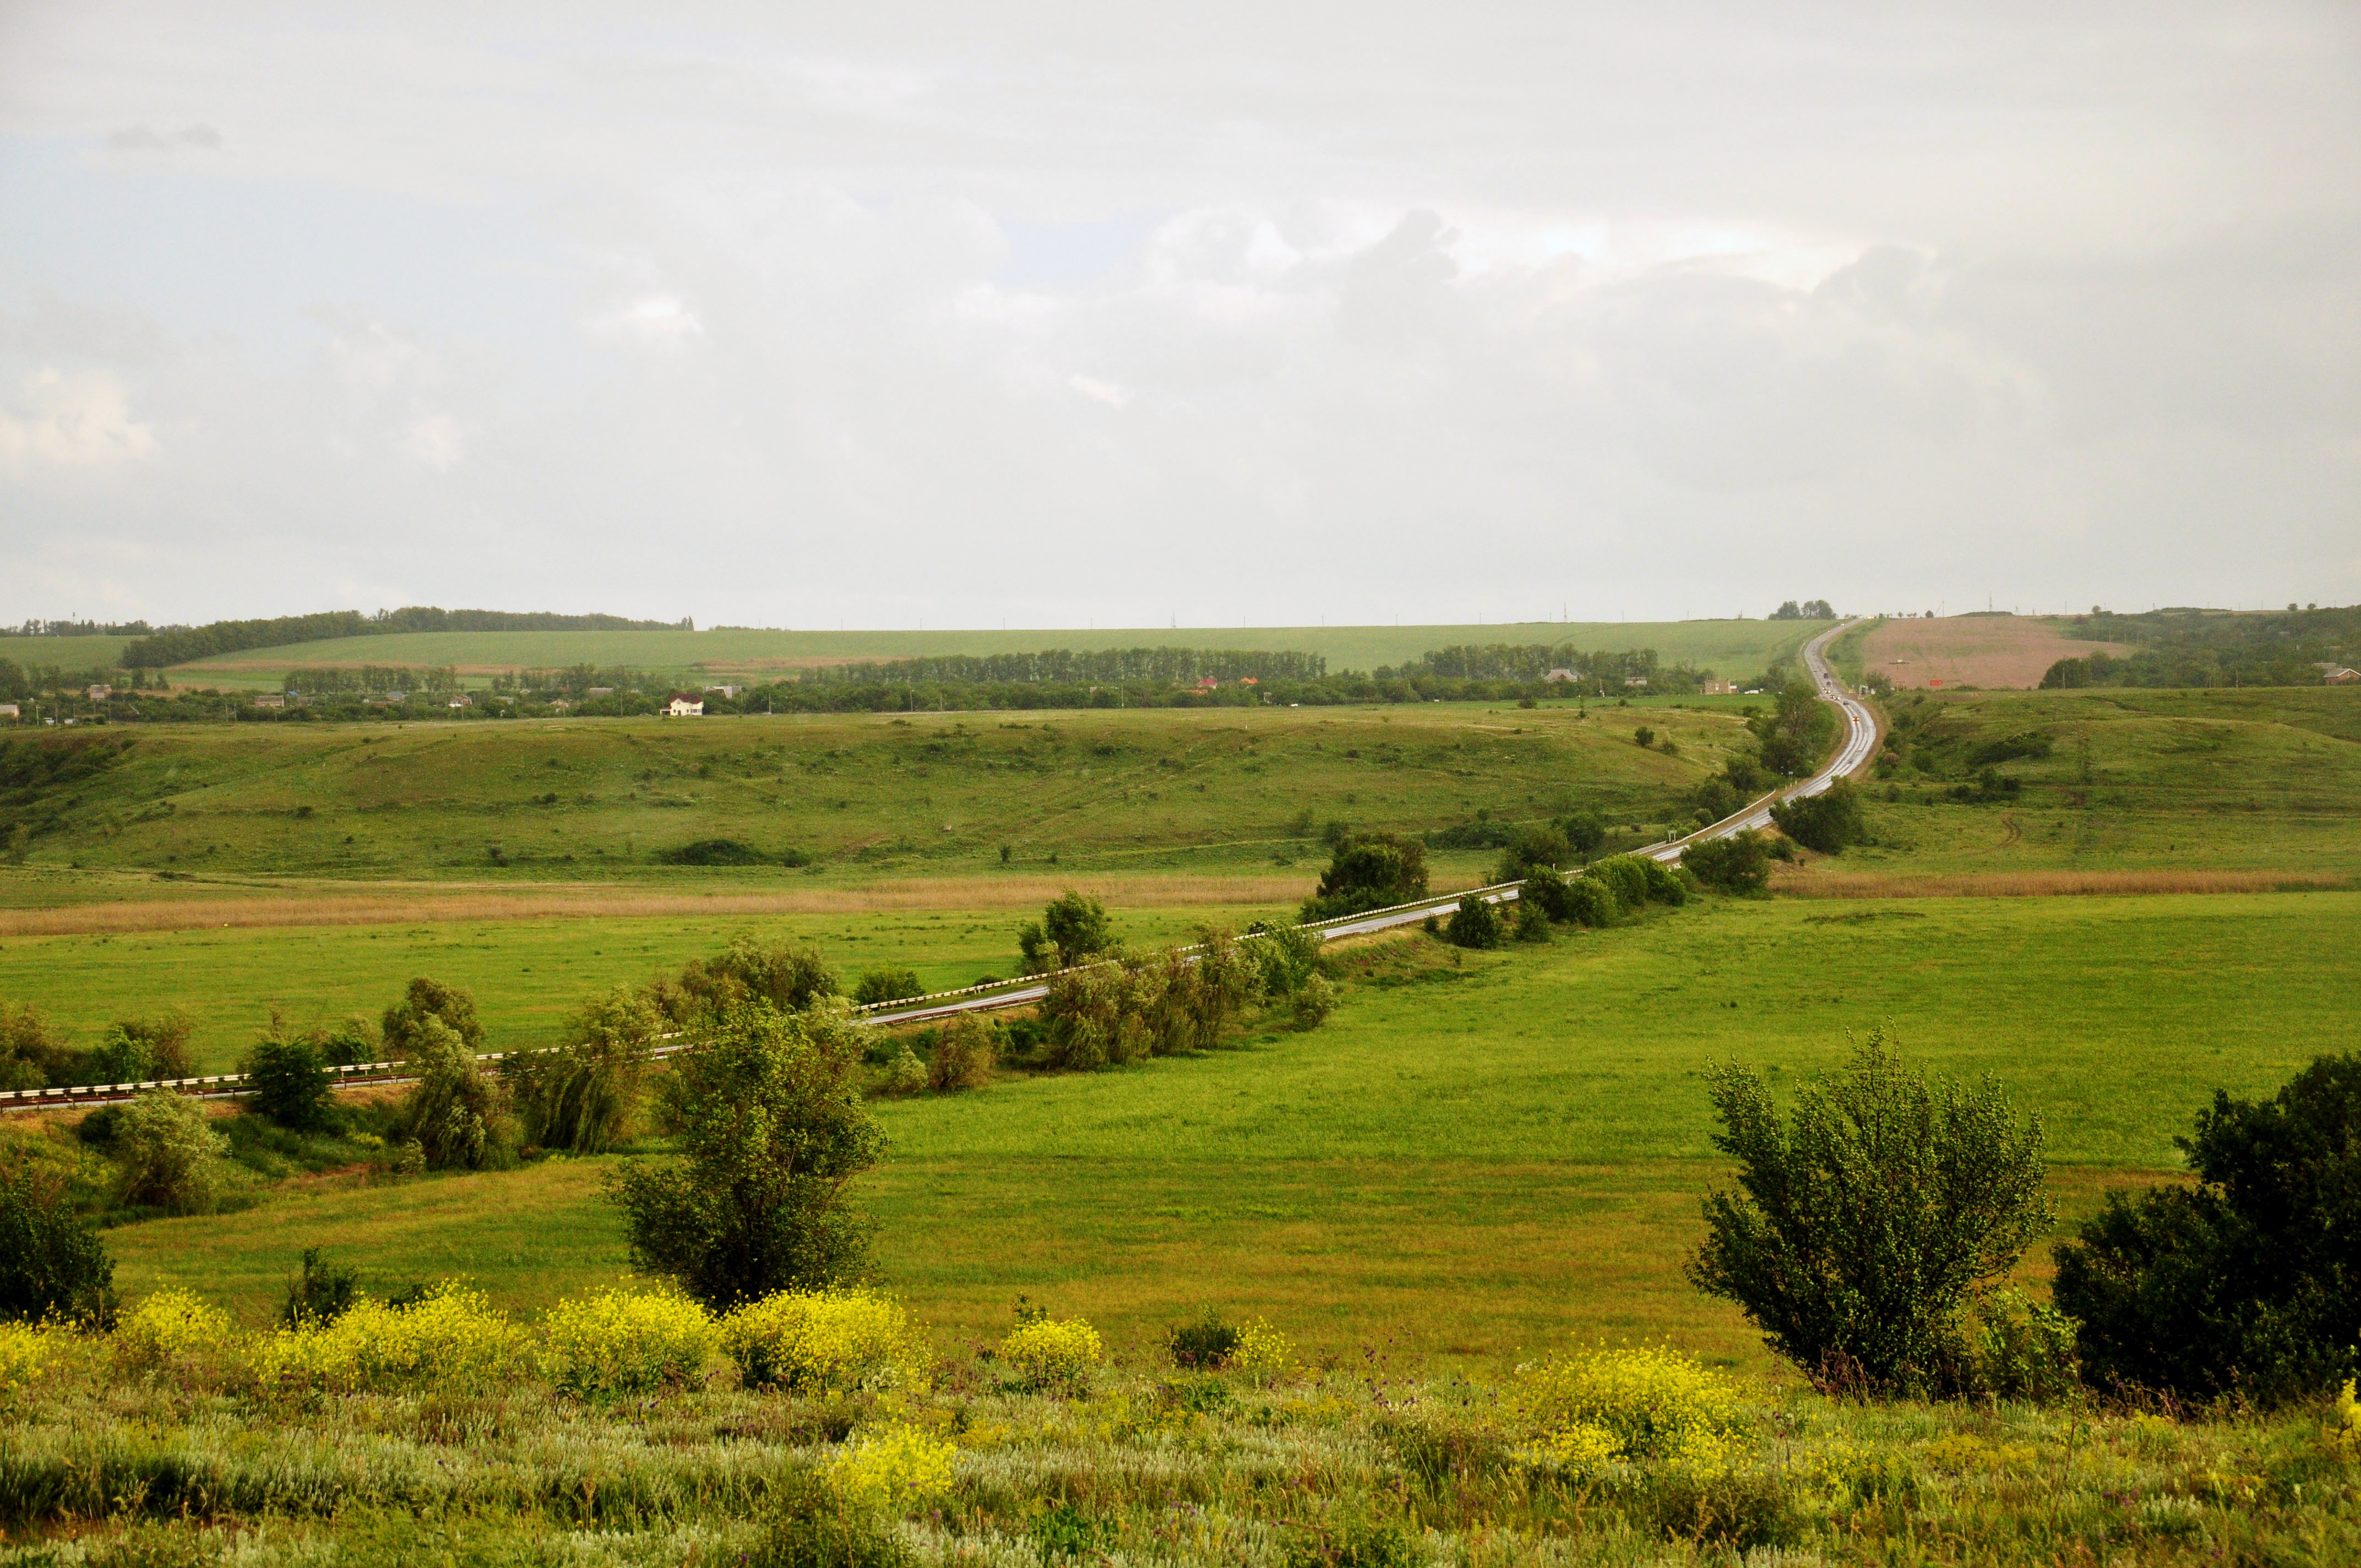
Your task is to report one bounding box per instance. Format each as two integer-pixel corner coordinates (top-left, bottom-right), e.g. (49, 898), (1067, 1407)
(251, 1280), (523, 1393)
(826, 1422), (959, 1516)
(1515, 1342), (1747, 1469)
(721, 1288), (930, 1393)
(541, 1287), (715, 1399)
(0, 1320), (51, 1400)
(997, 1316), (1103, 1396)
(113, 1287), (232, 1376)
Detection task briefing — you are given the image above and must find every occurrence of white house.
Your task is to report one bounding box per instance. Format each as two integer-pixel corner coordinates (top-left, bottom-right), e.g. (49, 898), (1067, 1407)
(665, 695), (705, 717)
(252, 693), (285, 709)
(703, 684), (743, 699)
(0, 703), (18, 721)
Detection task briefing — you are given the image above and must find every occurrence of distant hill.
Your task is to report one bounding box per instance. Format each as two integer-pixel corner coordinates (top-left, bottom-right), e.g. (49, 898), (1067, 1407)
(121, 608), (690, 669)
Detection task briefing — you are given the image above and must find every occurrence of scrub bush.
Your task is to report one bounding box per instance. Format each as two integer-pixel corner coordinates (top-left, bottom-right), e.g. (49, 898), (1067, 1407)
(114, 1288), (232, 1376)
(1684, 830), (1772, 894)
(1560, 876), (1619, 927)
(649, 938), (840, 1026)
(1771, 780), (1867, 854)
(542, 1287), (715, 1398)
(395, 1016), (514, 1170)
(926, 1014), (996, 1091)
(88, 1011), (196, 1085)
(826, 1423), (958, 1517)
(1168, 1309), (1241, 1369)
(998, 1315), (1103, 1395)
(280, 1248), (359, 1328)
(243, 1024), (336, 1133)
(380, 976), (486, 1059)
(505, 985), (656, 1155)
(1588, 854), (1655, 911)
(720, 1288), (929, 1393)
(1290, 973), (1339, 1030)
(1444, 893), (1504, 949)
(1516, 1343), (1747, 1469)
(0, 1000), (74, 1091)
(851, 965), (924, 1006)
(1245, 922), (1325, 1000)
(111, 1091), (227, 1213)
(250, 1281), (524, 1393)
(1688, 1029), (2053, 1395)
(751, 1471), (913, 1568)
(1513, 897), (1554, 943)
(0, 1165), (116, 1326)
(1301, 832), (1429, 921)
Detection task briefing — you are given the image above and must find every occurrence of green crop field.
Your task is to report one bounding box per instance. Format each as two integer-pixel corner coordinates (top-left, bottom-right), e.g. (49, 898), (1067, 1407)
(0, 634), (143, 671)
(94, 889), (2361, 1367)
(0, 701), (1741, 886)
(162, 618), (1825, 682)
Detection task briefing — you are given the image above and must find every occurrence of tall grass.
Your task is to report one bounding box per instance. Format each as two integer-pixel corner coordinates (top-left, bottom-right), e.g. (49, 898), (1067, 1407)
(1774, 868), (2351, 898)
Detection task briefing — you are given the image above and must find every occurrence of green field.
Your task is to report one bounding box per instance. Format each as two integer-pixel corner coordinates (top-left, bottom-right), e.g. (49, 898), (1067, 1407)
(96, 890), (2361, 1367)
(2, 701), (1743, 885)
(164, 618), (1825, 683)
(0, 634), (142, 671)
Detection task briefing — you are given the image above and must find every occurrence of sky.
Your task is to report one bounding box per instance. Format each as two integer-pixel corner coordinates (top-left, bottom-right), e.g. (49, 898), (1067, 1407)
(1, 1), (2356, 631)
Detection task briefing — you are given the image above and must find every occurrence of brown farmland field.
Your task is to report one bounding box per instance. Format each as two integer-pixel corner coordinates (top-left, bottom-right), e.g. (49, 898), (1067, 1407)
(1863, 614), (2130, 689)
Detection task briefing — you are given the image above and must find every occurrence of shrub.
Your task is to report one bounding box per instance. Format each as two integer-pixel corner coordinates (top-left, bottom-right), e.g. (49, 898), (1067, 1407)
(927, 1014), (996, 1091)
(1770, 780), (1867, 855)
(720, 1288), (929, 1392)
(1245, 921), (1325, 1001)
(607, 1004), (884, 1308)
(650, 938), (840, 1026)
(1301, 832), (1429, 921)
(1512, 898), (1553, 943)
(1588, 854), (1655, 911)
(112, 1090), (228, 1213)
(750, 1471), (913, 1568)
(1520, 864), (1570, 918)
(0, 1001), (74, 1092)
(114, 1287), (232, 1376)
(1517, 1343), (1747, 1468)
(1559, 876), (1619, 928)
(1290, 974), (1339, 1030)
(321, 1013), (381, 1066)
(1561, 813), (1607, 856)
(1687, 1029), (2053, 1396)
(655, 837), (773, 865)
(1492, 824), (1570, 883)
(542, 1287), (715, 1398)
(851, 965), (924, 1006)
(1019, 890), (1114, 972)
(1683, 831), (1772, 894)
(826, 1423), (958, 1517)
(1039, 957), (1154, 1070)
(395, 1015), (514, 1170)
(260, 1250), (354, 1335)
(380, 976), (486, 1059)
(1444, 894), (1505, 949)
(998, 1315), (1103, 1394)
(244, 1023), (337, 1133)
(1634, 726), (1655, 747)
(505, 985), (655, 1155)
(0, 1320), (50, 1401)
(1168, 1309), (1241, 1369)
(0, 1165), (116, 1326)
(2053, 1052), (2361, 1403)
(1641, 858), (1688, 906)
(88, 1010), (196, 1085)
(251, 1281), (525, 1394)
(878, 1044), (928, 1095)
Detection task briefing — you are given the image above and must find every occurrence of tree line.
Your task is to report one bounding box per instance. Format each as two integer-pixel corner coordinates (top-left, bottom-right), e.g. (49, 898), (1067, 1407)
(2044, 603), (2360, 689)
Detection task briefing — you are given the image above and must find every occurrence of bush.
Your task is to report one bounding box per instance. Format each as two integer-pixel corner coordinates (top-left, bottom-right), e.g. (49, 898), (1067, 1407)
(1520, 864), (1570, 918)
(88, 1010), (195, 1085)
(280, 1248), (359, 1328)
(826, 1423), (958, 1517)
(749, 1470), (913, 1568)
(0, 1001), (74, 1092)
(1683, 831), (1772, 894)
(1169, 1309), (1242, 1369)
(1516, 1343), (1747, 1468)
(1444, 893), (1505, 949)
(2053, 1052), (2361, 1403)
(1687, 1028), (2053, 1395)
(1770, 780), (1867, 854)
(1634, 725), (1655, 747)
(1244, 922), (1325, 1000)
(380, 976), (486, 1059)
(1559, 876), (1619, 928)
(656, 837), (775, 865)
(1561, 813), (1607, 856)
(851, 965), (924, 1006)
(1039, 958), (1150, 1070)
(244, 1024), (336, 1133)
(542, 1287), (715, 1398)
(1019, 891), (1114, 972)
(505, 984), (655, 1155)
(112, 1090), (228, 1213)
(0, 1166), (116, 1325)
(250, 1281), (525, 1393)
(1588, 854), (1655, 911)
(606, 1004), (884, 1308)
(877, 1045), (927, 1095)
(720, 1288), (929, 1392)
(1492, 824), (1570, 883)
(395, 1016), (514, 1170)
(650, 938), (839, 1025)
(926, 1014), (996, 1091)
(1234, 1316), (1296, 1385)
(113, 1287), (232, 1376)
(1512, 897), (1553, 943)
(1301, 832), (1429, 921)
(999, 1314), (1103, 1395)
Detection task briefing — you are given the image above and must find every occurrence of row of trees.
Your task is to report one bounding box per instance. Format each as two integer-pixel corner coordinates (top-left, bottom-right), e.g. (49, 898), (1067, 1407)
(2045, 603), (2360, 689)
(806, 647), (1328, 686)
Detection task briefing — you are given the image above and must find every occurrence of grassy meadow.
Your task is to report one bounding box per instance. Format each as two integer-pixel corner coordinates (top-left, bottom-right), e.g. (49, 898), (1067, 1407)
(161, 618), (1825, 684)
(91, 889), (2360, 1367)
(3, 701), (1741, 887)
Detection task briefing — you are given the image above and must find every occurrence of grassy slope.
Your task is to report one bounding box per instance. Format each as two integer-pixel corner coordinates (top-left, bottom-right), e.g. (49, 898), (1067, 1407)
(3, 702), (1737, 884)
(104, 890), (2361, 1366)
(1810, 687), (2361, 879)
(0, 634), (141, 669)
(166, 619), (1824, 680)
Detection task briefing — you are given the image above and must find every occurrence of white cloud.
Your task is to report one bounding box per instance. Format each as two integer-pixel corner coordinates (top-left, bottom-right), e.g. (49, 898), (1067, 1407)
(0, 367), (156, 478)
(399, 412), (464, 470)
(589, 296), (704, 346)
(1068, 374), (1130, 409)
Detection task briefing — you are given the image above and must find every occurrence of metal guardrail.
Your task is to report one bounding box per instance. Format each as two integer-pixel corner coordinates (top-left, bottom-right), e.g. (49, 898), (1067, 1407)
(3, 629), (1874, 1114)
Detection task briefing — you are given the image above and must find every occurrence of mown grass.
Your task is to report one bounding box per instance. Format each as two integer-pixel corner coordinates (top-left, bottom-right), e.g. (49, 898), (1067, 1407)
(3, 703), (1736, 886)
(97, 891), (2361, 1365)
(164, 617), (1824, 682)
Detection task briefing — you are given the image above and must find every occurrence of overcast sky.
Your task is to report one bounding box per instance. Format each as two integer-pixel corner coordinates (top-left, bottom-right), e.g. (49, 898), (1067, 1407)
(1, 1), (2355, 630)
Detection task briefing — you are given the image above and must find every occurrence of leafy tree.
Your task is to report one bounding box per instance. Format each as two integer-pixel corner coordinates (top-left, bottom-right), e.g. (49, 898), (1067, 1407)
(1770, 780), (1866, 855)
(851, 965), (926, 1005)
(1688, 1029), (2053, 1394)
(927, 1014), (998, 1091)
(113, 1091), (229, 1214)
(650, 938), (839, 1026)
(1301, 832), (1429, 921)
(1444, 894), (1505, 949)
(504, 984), (659, 1155)
(0, 1164), (116, 1325)
(0, 1000), (73, 1091)
(381, 976), (486, 1059)
(1801, 599), (1835, 619)
(1683, 830), (1772, 894)
(395, 1016), (514, 1170)
(1559, 813), (1607, 856)
(88, 1011), (195, 1085)
(243, 1021), (338, 1133)
(1492, 823), (1569, 883)
(2053, 1053), (2361, 1403)
(1770, 601), (1803, 620)
(606, 1003), (884, 1308)
(1042, 891), (1114, 967)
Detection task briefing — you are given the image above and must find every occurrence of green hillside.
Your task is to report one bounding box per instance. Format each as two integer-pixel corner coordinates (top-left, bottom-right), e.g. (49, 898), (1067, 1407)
(0, 634), (142, 670)
(165, 618), (1823, 682)
(0, 700), (1738, 883)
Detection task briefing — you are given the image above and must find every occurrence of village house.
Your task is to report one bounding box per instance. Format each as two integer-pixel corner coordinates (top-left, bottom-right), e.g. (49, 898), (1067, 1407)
(703, 684), (743, 699)
(0, 703), (19, 721)
(1624, 676), (1649, 688)
(665, 694), (705, 717)
(1702, 678), (1736, 695)
(85, 684), (113, 701)
(252, 693), (285, 709)
(2324, 667), (2361, 685)
(1543, 668), (1579, 683)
